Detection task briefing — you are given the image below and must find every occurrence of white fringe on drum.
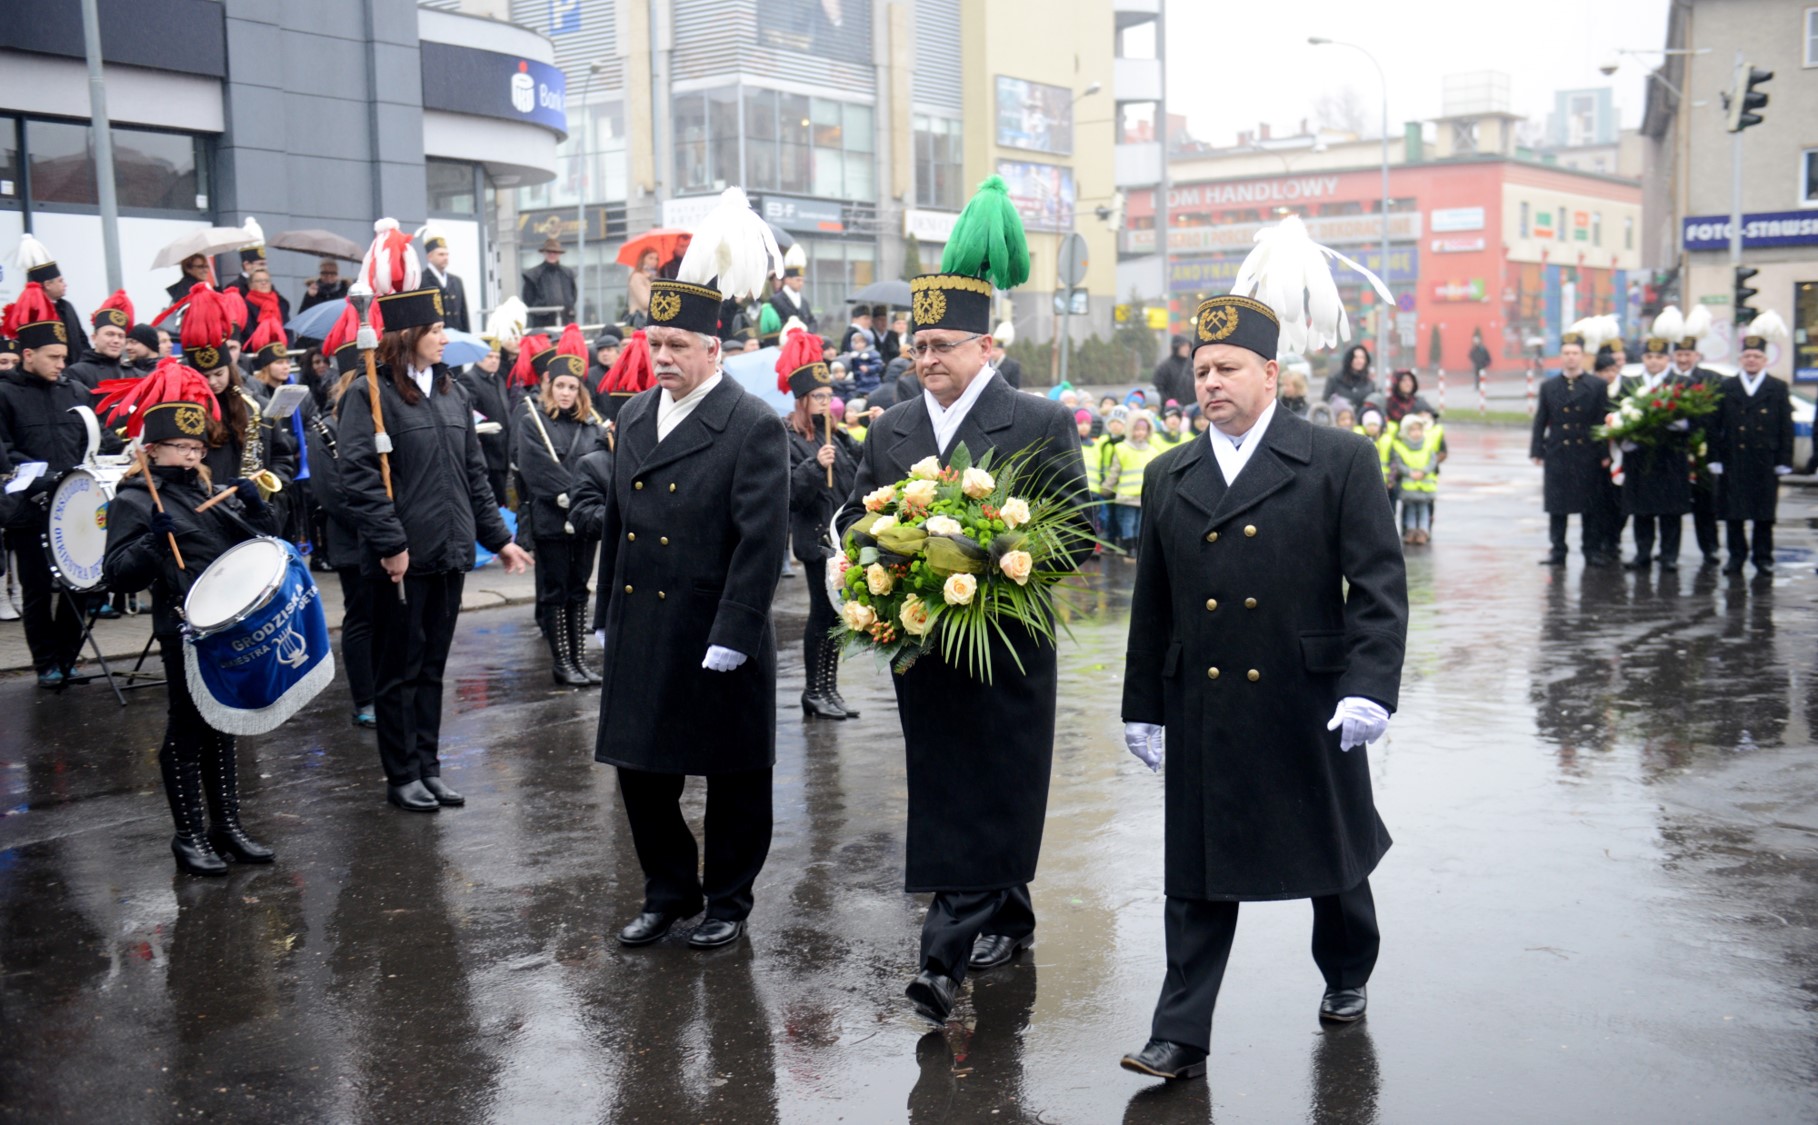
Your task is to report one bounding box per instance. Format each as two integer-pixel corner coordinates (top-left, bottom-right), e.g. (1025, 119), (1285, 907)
(184, 645), (336, 736)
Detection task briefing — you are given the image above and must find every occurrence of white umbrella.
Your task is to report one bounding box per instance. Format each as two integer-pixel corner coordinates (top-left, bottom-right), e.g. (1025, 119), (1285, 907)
(151, 226), (259, 270)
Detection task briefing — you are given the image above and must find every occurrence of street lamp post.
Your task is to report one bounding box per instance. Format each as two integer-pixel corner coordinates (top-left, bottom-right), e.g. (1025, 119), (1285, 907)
(1309, 37), (1391, 377)
(575, 61), (604, 325)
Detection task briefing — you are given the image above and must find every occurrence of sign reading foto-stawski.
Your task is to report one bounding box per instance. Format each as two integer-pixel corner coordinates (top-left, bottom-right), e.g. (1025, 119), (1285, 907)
(420, 42), (567, 138)
(1682, 211), (1818, 251)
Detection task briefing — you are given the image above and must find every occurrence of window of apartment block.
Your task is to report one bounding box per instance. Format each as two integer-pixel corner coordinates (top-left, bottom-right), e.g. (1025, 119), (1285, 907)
(1807, 7), (1818, 67)
(1801, 148), (1818, 206)
(1592, 212), (1602, 246)
(0, 117), (17, 205)
(1624, 215), (1634, 250)
(27, 119), (208, 211)
(1557, 203), (1568, 241)
(674, 88), (741, 194)
(914, 114), (963, 211)
(1519, 201), (1530, 238)
(742, 89), (873, 200)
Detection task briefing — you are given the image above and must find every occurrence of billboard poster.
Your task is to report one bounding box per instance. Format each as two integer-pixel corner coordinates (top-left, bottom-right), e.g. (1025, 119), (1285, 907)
(996, 76), (1073, 156)
(995, 160), (1075, 233)
(757, 0), (870, 63)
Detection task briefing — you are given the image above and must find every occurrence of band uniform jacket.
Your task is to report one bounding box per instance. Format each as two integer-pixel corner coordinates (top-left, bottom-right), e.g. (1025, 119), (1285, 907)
(1614, 374), (1693, 517)
(568, 448), (615, 626)
(840, 374), (1092, 892)
(103, 467), (281, 636)
(593, 377), (789, 776)
(511, 401), (608, 542)
(337, 363), (513, 575)
(1529, 371), (1607, 514)
(425, 268), (470, 334)
(1122, 410), (1407, 901)
(787, 427), (859, 565)
(0, 368), (118, 529)
(1711, 373), (1794, 523)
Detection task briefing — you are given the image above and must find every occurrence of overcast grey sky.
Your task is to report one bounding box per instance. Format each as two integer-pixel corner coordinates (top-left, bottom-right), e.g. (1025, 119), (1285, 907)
(1159, 0), (1675, 146)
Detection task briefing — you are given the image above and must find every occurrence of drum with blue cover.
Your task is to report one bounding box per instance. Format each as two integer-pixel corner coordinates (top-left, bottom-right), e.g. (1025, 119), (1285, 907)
(183, 537), (335, 735)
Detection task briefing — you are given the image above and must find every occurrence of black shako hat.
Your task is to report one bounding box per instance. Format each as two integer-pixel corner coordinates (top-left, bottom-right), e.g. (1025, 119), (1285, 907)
(139, 400), (211, 445)
(376, 287), (448, 331)
(909, 274), (993, 335)
(1190, 295), (1281, 362)
(645, 279), (723, 336)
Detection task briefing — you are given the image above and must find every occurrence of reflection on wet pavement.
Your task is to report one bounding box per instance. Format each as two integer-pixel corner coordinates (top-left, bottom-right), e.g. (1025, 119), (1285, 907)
(1, 426), (1814, 1123)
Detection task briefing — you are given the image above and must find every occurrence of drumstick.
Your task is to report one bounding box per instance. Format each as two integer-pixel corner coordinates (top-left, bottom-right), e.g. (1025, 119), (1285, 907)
(823, 410), (834, 487)
(137, 448), (185, 571)
(192, 487), (235, 515)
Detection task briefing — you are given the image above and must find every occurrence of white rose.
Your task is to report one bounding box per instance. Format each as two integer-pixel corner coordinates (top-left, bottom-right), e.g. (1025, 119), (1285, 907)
(899, 595), (933, 636)
(909, 456), (942, 480)
(961, 468), (996, 500)
(841, 601), (877, 631)
(863, 485), (896, 512)
(865, 563), (894, 596)
(901, 479), (939, 508)
(999, 497), (1031, 530)
(998, 549), (1033, 586)
(923, 515), (963, 536)
(870, 515), (898, 534)
(942, 573), (978, 606)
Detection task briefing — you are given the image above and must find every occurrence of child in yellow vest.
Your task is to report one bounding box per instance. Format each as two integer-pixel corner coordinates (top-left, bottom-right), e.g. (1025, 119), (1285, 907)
(1358, 409), (1394, 487)
(1390, 414), (1438, 544)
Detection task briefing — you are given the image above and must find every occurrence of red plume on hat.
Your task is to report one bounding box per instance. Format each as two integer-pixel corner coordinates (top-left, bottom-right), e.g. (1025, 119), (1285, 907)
(3, 282), (57, 338)
(92, 356), (221, 439)
(178, 285), (233, 351)
(322, 300), (363, 354)
(246, 307), (287, 355)
(221, 287), (248, 334)
(599, 329), (653, 395)
(92, 289), (135, 329)
(360, 218), (420, 296)
(510, 333), (550, 389)
(774, 321), (821, 395)
(556, 323), (588, 360)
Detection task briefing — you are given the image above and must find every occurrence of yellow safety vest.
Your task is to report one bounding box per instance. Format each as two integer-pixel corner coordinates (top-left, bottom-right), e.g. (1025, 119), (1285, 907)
(847, 424), (868, 444)
(1355, 426), (1393, 483)
(1081, 435), (1104, 494)
(1392, 437), (1438, 494)
(1112, 439), (1159, 502)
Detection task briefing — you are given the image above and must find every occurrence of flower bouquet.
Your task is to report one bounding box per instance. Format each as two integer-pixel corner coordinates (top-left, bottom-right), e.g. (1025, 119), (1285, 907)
(1594, 381), (1718, 446)
(832, 442), (1093, 683)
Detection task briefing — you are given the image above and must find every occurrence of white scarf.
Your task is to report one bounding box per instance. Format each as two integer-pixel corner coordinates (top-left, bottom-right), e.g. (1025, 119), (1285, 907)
(1210, 399), (1278, 485)
(924, 367), (996, 454)
(657, 372), (721, 442)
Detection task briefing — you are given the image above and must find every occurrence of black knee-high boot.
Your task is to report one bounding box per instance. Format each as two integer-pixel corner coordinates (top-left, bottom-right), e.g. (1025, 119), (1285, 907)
(160, 740), (227, 876)
(821, 637), (857, 718)
(546, 605), (589, 686)
(566, 600), (601, 684)
(202, 733), (273, 863)
(801, 619), (845, 719)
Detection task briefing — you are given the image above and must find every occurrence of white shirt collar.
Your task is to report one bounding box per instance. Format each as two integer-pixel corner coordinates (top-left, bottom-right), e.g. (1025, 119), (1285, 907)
(1209, 399), (1277, 485)
(1740, 370), (1768, 396)
(408, 364), (435, 396)
(1642, 367), (1669, 392)
(783, 287), (802, 308)
(426, 264), (448, 286)
(656, 371), (722, 442)
(924, 367), (996, 454)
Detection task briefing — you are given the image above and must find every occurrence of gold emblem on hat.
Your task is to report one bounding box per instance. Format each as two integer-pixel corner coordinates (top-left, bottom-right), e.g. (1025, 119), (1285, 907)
(912, 289), (946, 327)
(274, 344), (288, 358)
(812, 363), (831, 384)
(52, 323), (68, 344)
(194, 345), (220, 369)
(175, 405), (206, 436)
(432, 291), (446, 316)
(650, 292), (682, 323)
(1198, 304), (1240, 342)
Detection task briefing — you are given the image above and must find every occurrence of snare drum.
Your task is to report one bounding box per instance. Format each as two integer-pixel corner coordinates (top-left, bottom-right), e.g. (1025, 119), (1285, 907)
(183, 537), (335, 735)
(43, 465), (129, 590)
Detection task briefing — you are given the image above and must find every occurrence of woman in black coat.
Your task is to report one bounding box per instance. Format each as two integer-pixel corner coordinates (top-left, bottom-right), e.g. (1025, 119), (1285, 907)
(512, 352), (610, 686)
(336, 287), (531, 814)
(783, 366), (860, 718)
(304, 361), (377, 727)
(103, 398), (283, 875)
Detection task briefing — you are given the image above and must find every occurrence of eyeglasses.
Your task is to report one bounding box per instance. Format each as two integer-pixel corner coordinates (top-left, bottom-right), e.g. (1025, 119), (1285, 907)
(157, 441), (207, 456)
(807, 391), (834, 402)
(910, 333), (983, 359)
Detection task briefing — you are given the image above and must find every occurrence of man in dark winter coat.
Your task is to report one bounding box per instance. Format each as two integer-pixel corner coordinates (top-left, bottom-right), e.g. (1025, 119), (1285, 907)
(521, 238), (578, 328)
(1528, 332), (1611, 566)
(455, 345), (515, 505)
(1152, 334), (1193, 408)
(1708, 325), (1795, 576)
(1119, 294), (1407, 1081)
(1614, 335), (1693, 570)
(593, 280), (789, 952)
(420, 230), (471, 333)
(62, 302), (133, 391)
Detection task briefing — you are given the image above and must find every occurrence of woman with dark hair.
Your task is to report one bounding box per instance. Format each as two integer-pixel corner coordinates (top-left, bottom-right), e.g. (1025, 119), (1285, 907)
(1324, 344), (1375, 413)
(513, 328), (610, 686)
(338, 285), (532, 813)
(1384, 370), (1437, 426)
(778, 331), (860, 719)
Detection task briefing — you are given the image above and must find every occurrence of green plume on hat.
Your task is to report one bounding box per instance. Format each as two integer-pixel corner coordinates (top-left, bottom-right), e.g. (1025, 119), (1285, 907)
(940, 176), (1030, 291)
(759, 302), (781, 337)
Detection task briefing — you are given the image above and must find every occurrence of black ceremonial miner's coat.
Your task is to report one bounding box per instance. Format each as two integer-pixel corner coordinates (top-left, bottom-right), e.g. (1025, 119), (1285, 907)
(841, 374), (1092, 893)
(1121, 409), (1408, 901)
(1528, 371), (1608, 514)
(592, 377), (789, 776)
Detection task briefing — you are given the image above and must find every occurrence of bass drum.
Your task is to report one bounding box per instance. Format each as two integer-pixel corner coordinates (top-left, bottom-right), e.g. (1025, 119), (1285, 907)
(183, 537), (335, 735)
(43, 464), (129, 590)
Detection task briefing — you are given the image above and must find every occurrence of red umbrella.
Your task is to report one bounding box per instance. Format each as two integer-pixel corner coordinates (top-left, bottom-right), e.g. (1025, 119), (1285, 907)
(615, 229), (692, 268)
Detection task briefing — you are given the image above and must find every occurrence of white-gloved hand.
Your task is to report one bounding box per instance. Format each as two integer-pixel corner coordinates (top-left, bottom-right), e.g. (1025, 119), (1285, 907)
(702, 645), (747, 672)
(556, 492), (570, 509)
(1707, 462), (1724, 475)
(1325, 697), (1390, 751)
(1621, 440), (1640, 452)
(594, 629), (606, 650)
(1774, 465), (1793, 476)
(1668, 419), (1690, 432)
(1123, 722), (1165, 772)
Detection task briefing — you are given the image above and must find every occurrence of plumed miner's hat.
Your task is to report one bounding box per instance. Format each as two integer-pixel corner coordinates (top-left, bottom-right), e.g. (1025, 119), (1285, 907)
(16, 233), (59, 284)
(93, 356), (222, 444)
(912, 176), (1028, 336)
(775, 318), (830, 398)
(2, 282), (66, 351)
(91, 289), (134, 331)
(1193, 215), (1393, 363)
(649, 187), (782, 337)
(361, 218), (445, 330)
(1738, 310), (1788, 355)
(238, 217), (266, 264)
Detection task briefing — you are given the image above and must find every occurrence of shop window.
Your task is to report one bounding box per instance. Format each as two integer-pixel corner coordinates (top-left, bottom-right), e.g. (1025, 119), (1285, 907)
(427, 159), (476, 216)
(914, 114), (963, 211)
(1592, 212), (1602, 246)
(1624, 216), (1633, 251)
(0, 117), (17, 204)
(1557, 203), (1568, 241)
(28, 119), (206, 211)
(674, 93), (711, 194)
(744, 89), (873, 201)
(1519, 201), (1530, 237)
(1801, 148), (1818, 207)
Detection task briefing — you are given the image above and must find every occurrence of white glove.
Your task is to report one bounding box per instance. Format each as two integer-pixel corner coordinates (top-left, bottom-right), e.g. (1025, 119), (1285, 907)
(475, 421), (503, 435)
(1668, 419), (1690, 432)
(1774, 465), (1793, 476)
(594, 630), (605, 650)
(1620, 440), (1639, 452)
(1706, 462), (1723, 475)
(702, 645), (747, 673)
(556, 492), (570, 509)
(1326, 697), (1390, 752)
(1123, 722), (1165, 772)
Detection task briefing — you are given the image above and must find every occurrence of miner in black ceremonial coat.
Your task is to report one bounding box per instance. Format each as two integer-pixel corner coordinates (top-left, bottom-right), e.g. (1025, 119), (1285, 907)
(1614, 335), (1693, 570)
(841, 270), (1092, 1027)
(1709, 322), (1795, 576)
(1529, 331), (1611, 566)
(419, 227), (471, 334)
(1669, 335), (1724, 563)
(593, 277), (789, 951)
(1118, 292), (1407, 1082)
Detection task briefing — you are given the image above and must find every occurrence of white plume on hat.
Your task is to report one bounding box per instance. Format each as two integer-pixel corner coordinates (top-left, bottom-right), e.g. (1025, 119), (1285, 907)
(782, 243), (807, 272)
(1743, 310), (1789, 345)
(780, 314), (808, 341)
(1682, 305), (1712, 341)
(485, 297), (528, 348)
(416, 223), (447, 248)
(993, 319), (1016, 346)
(15, 233), (52, 270)
(241, 217), (264, 248)
(677, 187), (783, 301)
(1568, 315), (1620, 351)
(1648, 306), (1684, 343)
(1230, 215), (1395, 354)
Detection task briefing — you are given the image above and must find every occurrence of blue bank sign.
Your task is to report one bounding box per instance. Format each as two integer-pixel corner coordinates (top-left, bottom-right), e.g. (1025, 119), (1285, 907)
(420, 42), (568, 138)
(1682, 211), (1818, 251)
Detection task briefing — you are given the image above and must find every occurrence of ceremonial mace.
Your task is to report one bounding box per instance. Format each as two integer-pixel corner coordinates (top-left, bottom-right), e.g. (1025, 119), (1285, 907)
(347, 284), (405, 604)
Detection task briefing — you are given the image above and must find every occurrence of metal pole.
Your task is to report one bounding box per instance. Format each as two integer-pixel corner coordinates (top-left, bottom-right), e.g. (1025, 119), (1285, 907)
(1058, 285), (1073, 386)
(1375, 54), (1391, 381)
(1727, 50), (1743, 281)
(79, 0), (122, 291)
(1155, 1), (1170, 346)
(576, 68), (597, 326)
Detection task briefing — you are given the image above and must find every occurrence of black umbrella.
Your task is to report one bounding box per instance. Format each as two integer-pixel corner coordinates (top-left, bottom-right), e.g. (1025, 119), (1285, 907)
(846, 279), (912, 308)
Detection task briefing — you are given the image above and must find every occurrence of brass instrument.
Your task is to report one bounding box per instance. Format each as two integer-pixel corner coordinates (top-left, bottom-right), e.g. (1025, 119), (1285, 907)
(237, 389), (285, 499)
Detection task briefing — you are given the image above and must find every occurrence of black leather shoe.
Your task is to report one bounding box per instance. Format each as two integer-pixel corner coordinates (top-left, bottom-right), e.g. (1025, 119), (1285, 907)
(421, 777), (465, 807)
(1755, 562), (1774, 576)
(1659, 558), (1678, 572)
(1702, 553), (1722, 567)
(1622, 556), (1650, 570)
(968, 933), (1031, 972)
(905, 970), (958, 1025)
(1120, 1039), (1208, 1080)
(386, 780), (440, 813)
(1722, 561), (1744, 576)
(1319, 985), (1368, 1022)
(1538, 554), (1567, 566)
(618, 911), (682, 946)
(688, 918), (746, 949)
(171, 835), (229, 876)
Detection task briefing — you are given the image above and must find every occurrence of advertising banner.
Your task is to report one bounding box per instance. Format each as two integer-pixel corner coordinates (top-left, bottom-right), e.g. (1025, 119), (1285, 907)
(996, 160), (1075, 233)
(420, 42), (567, 136)
(1682, 211), (1818, 251)
(996, 76), (1074, 155)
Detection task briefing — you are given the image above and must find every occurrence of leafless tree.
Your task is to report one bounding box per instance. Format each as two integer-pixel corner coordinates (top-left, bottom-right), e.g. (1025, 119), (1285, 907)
(1313, 85), (1373, 139)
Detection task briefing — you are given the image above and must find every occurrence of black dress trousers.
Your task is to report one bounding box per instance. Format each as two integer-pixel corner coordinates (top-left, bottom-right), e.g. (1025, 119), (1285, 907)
(1151, 879), (1380, 1052)
(616, 766), (773, 922)
(4, 526), (87, 673)
(369, 570), (465, 785)
(920, 885), (1036, 983)
(335, 566), (376, 709)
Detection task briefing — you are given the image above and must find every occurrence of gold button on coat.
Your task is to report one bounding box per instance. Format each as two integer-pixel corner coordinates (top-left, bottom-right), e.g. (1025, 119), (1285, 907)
(634, 481), (644, 490)
(1207, 667), (1220, 680)
(1244, 525), (1257, 537)
(1247, 669), (1260, 682)
(668, 483), (677, 493)
(1206, 531), (1219, 543)
(658, 591), (666, 600)
(627, 532), (636, 541)
(1205, 598), (1218, 612)
(660, 537), (669, 545)
(624, 585), (633, 593)
(1244, 597), (1257, 609)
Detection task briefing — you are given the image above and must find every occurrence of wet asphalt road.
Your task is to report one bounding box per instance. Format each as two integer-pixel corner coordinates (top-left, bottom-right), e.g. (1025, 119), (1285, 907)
(2, 425), (1816, 1124)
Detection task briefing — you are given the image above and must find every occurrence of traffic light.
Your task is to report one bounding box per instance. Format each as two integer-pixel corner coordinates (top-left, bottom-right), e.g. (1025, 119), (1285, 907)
(1733, 266), (1760, 326)
(1726, 65), (1772, 133)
